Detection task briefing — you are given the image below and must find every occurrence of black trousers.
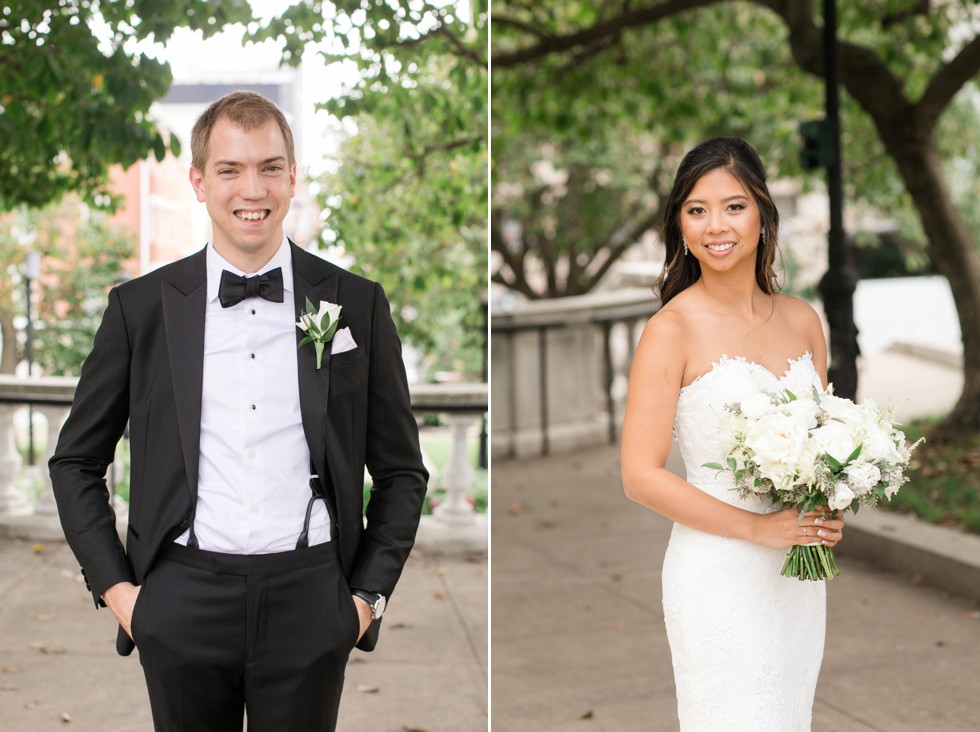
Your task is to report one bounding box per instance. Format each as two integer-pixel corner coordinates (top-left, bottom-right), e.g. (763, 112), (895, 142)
(131, 541), (360, 732)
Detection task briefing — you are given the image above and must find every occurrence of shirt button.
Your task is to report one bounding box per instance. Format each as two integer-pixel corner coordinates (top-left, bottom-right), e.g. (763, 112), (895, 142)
(250, 353), (256, 359)
(251, 404), (256, 410)
(251, 309), (256, 315)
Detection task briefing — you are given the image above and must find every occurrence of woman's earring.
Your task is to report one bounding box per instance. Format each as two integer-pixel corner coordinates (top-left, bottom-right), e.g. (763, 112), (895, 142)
(682, 237), (689, 256)
(761, 228), (767, 245)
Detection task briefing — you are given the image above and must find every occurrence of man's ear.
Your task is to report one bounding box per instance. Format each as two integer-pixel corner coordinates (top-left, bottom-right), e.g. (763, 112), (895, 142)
(289, 162), (297, 198)
(189, 166), (206, 203)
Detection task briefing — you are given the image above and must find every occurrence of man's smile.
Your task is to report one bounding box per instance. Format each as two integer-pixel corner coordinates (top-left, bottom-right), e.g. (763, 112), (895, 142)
(235, 209), (270, 221)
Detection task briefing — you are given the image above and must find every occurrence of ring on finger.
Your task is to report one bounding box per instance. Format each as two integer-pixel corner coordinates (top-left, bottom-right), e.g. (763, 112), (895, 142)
(803, 526), (808, 537)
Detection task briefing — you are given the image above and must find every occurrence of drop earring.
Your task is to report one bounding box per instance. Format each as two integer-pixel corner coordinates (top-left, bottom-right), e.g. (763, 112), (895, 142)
(682, 237), (689, 256)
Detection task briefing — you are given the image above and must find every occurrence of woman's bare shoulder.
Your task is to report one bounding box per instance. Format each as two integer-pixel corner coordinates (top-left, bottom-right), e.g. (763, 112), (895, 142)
(775, 293), (822, 328)
(775, 293), (827, 360)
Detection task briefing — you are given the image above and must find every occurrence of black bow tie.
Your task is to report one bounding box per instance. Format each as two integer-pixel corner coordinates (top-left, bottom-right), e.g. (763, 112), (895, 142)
(218, 267), (285, 308)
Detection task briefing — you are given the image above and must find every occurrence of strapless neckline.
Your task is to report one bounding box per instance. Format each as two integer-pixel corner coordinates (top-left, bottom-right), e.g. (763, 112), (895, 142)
(679, 352), (814, 398)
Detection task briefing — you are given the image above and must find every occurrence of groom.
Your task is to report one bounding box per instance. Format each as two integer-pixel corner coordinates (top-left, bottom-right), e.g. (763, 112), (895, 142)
(49, 91), (428, 731)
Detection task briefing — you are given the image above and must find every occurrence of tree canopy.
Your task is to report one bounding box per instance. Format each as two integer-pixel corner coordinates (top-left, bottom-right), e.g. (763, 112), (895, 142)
(491, 0), (980, 433)
(0, 0), (252, 210)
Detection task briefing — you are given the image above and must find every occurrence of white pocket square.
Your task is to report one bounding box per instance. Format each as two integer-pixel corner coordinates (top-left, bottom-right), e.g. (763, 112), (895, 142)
(331, 327), (358, 355)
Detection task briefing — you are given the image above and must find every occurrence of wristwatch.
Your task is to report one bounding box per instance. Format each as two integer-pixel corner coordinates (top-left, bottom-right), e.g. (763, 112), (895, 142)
(351, 589), (387, 620)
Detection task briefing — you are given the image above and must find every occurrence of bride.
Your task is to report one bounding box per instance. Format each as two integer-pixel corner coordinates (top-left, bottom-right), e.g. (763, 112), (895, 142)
(621, 137), (846, 731)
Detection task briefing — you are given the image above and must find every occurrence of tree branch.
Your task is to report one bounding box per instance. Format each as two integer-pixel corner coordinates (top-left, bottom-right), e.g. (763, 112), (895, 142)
(756, 0), (913, 123)
(391, 23), (487, 67)
(490, 16), (549, 39)
(917, 34), (980, 133)
(581, 205), (663, 292)
(492, 0), (720, 67)
(412, 136), (481, 177)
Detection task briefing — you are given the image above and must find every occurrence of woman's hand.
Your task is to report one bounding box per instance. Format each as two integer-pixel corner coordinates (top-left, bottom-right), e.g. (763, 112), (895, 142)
(752, 507), (845, 549)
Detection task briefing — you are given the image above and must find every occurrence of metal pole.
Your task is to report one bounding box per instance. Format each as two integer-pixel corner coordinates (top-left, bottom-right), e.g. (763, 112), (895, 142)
(478, 292), (488, 470)
(24, 250), (41, 466)
(817, 0), (860, 399)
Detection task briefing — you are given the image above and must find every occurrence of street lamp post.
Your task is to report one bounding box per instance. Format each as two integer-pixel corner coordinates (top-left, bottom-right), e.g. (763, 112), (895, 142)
(24, 250), (41, 466)
(800, 0), (860, 399)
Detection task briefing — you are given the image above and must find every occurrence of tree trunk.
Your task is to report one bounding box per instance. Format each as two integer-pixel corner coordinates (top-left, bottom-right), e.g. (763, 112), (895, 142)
(880, 135), (980, 435)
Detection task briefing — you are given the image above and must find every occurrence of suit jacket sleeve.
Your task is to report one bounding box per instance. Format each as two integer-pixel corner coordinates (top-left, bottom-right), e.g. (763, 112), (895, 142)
(49, 287), (134, 607)
(348, 282), (428, 597)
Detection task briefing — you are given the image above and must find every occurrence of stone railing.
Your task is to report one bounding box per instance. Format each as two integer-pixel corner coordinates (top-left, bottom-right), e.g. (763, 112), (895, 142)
(491, 288), (659, 459)
(0, 376), (488, 552)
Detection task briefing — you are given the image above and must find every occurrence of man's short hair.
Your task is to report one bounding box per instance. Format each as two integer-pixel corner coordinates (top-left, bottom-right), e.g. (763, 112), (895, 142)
(190, 90), (295, 171)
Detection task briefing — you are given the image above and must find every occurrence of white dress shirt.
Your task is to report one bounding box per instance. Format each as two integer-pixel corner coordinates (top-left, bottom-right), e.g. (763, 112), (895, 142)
(174, 237), (330, 553)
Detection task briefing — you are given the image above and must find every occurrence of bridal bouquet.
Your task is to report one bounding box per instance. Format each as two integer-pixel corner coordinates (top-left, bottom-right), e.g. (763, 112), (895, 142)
(705, 384), (921, 581)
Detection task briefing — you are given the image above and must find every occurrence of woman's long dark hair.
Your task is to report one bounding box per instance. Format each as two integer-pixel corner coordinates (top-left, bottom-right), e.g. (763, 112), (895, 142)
(655, 137), (780, 306)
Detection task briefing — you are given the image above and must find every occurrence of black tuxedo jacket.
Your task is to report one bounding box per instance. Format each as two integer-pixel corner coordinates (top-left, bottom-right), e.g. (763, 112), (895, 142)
(50, 243), (428, 655)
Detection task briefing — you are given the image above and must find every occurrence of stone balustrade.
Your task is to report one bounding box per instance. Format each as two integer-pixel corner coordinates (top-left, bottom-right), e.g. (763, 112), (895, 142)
(491, 288), (659, 459)
(0, 376), (488, 552)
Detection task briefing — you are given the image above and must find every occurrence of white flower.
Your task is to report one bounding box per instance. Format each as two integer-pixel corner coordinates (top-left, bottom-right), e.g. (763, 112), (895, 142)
(316, 300), (342, 328)
(843, 462), (881, 495)
(778, 396), (820, 430)
(296, 298), (343, 370)
(861, 422), (905, 465)
(740, 392), (775, 420)
(811, 421), (862, 465)
(744, 412), (810, 489)
(821, 394), (867, 427)
(829, 481), (855, 511)
(794, 439), (821, 484)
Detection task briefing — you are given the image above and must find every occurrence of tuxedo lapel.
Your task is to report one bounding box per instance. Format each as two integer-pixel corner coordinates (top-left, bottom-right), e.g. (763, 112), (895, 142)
(161, 248), (208, 504)
(291, 243), (339, 486)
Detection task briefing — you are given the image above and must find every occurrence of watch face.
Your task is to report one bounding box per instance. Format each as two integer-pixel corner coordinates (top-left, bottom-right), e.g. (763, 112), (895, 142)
(374, 595), (387, 618)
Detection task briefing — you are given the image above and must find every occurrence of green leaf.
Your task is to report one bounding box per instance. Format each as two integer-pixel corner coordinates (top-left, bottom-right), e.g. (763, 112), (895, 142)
(845, 445), (863, 464)
(726, 457), (737, 470)
(824, 453), (843, 473)
(702, 462), (725, 470)
(298, 335), (314, 348)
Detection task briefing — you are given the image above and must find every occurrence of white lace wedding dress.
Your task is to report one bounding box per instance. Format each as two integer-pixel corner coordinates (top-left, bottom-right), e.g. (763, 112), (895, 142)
(662, 353), (826, 731)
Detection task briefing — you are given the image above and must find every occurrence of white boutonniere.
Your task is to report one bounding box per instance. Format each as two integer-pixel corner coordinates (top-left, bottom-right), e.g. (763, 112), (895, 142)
(296, 297), (342, 370)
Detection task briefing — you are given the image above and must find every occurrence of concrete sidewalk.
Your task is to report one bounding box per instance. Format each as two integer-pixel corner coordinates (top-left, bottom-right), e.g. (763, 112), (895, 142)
(492, 444), (980, 732)
(0, 538), (487, 732)
(492, 347), (979, 731)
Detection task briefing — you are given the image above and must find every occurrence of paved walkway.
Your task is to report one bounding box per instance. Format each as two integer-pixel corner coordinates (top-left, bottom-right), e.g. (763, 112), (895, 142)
(0, 537), (487, 732)
(492, 347), (979, 731)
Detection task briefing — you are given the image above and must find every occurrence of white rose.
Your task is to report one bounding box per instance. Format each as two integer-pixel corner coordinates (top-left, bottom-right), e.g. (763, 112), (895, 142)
(811, 421), (861, 465)
(884, 481), (902, 499)
(794, 439), (821, 485)
(779, 397), (820, 430)
(821, 394), (866, 428)
(758, 460), (796, 490)
(862, 423), (904, 465)
(745, 413), (810, 489)
(829, 481), (855, 511)
(316, 300), (342, 327)
(842, 462), (881, 495)
(740, 392), (775, 420)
